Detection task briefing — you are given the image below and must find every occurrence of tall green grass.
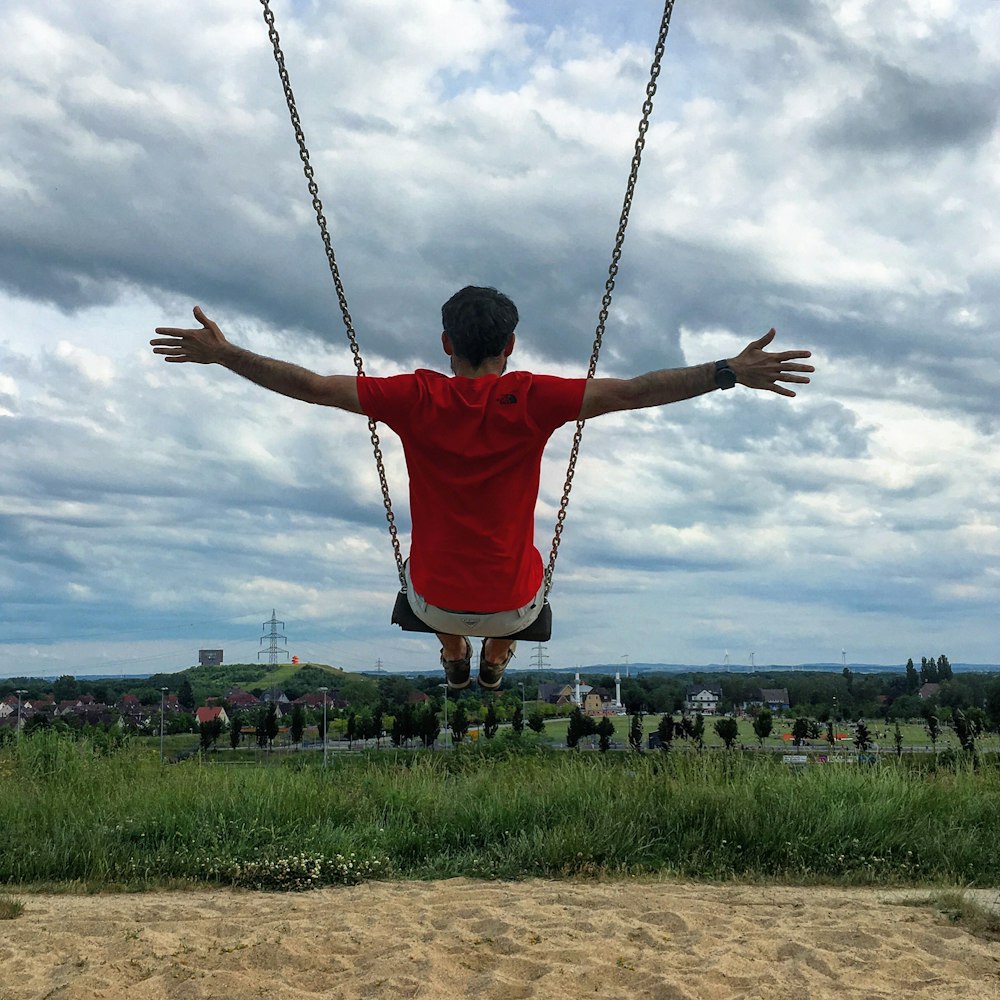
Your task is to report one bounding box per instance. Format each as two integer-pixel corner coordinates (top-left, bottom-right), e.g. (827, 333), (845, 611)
(1, 732), (997, 889)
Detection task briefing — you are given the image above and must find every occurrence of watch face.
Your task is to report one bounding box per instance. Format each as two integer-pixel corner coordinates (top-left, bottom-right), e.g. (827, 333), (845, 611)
(716, 366), (736, 389)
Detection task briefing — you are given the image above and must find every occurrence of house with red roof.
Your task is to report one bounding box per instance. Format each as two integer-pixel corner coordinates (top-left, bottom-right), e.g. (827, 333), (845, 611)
(195, 706), (229, 727)
(224, 687), (260, 708)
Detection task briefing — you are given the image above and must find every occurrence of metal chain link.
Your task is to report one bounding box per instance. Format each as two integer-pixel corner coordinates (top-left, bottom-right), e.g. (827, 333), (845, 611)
(543, 0), (676, 598)
(260, 0), (406, 586)
(260, 0), (675, 598)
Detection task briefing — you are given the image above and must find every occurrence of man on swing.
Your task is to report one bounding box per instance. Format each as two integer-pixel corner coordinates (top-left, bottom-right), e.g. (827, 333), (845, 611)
(151, 286), (813, 690)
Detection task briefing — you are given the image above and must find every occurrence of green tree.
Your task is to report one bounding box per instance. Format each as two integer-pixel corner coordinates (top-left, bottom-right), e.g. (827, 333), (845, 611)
(418, 704), (441, 748)
(925, 714), (941, 754)
(566, 708), (587, 749)
(390, 713), (405, 747)
(229, 713), (243, 750)
(713, 716), (739, 750)
(752, 710), (773, 748)
(255, 707), (269, 749)
(450, 703), (470, 744)
(377, 674), (416, 710)
(842, 666), (853, 694)
(178, 677), (196, 712)
(621, 680), (644, 715)
(511, 703), (524, 736)
(937, 654), (953, 682)
(345, 711), (357, 749)
(168, 712), (195, 735)
(527, 710), (546, 735)
(826, 719), (836, 749)
(316, 706), (328, 745)
(290, 704), (305, 746)
(689, 713), (705, 750)
(391, 704), (416, 748)
(656, 714), (674, 752)
(199, 716), (223, 751)
(893, 721), (903, 759)
(628, 711), (644, 752)
(854, 719), (873, 753)
(920, 656), (938, 685)
(597, 716), (614, 752)
(887, 694), (922, 722)
(966, 706), (988, 737)
(905, 658), (919, 693)
(984, 679), (1000, 733)
(355, 710), (373, 745)
(791, 717), (810, 747)
(483, 701), (499, 740)
(52, 675), (79, 703)
(265, 703), (279, 749)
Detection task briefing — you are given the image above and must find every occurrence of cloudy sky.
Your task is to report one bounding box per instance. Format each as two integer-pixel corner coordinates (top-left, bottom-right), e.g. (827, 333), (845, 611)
(2, 0), (998, 679)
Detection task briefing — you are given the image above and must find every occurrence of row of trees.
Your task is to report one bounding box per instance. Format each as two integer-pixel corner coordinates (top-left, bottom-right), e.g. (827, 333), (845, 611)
(8, 653), (1000, 747)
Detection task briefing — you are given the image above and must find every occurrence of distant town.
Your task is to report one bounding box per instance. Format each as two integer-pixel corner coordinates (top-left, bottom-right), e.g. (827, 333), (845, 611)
(2, 651), (998, 756)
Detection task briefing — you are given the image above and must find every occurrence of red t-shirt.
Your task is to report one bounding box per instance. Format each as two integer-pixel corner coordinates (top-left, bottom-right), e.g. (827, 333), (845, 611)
(357, 369), (586, 612)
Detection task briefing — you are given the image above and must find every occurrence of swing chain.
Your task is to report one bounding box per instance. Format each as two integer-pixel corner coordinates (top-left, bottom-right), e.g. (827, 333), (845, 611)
(260, 0), (673, 600)
(260, 0), (406, 586)
(544, 0), (675, 598)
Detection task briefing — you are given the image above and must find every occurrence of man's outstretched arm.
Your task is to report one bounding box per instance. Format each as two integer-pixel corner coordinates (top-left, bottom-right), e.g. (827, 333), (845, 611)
(150, 306), (363, 413)
(579, 328), (813, 420)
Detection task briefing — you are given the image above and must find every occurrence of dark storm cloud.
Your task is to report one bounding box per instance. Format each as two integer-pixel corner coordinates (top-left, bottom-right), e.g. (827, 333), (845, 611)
(689, 398), (872, 460)
(817, 64), (999, 155)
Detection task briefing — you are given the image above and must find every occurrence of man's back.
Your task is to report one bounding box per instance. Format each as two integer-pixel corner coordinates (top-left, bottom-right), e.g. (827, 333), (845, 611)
(358, 369), (585, 611)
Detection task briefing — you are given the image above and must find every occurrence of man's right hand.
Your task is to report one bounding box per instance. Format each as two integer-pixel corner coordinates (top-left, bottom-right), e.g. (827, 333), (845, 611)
(150, 305), (363, 413)
(150, 306), (230, 364)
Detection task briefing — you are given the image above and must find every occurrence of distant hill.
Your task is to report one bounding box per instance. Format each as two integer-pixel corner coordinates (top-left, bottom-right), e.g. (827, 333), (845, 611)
(144, 661), (372, 703)
(513, 662), (1000, 676)
(6, 660), (998, 686)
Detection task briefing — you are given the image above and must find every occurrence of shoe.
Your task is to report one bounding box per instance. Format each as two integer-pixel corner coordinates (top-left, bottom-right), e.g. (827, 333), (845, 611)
(441, 638), (473, 690)
(478, 640), (516, 690)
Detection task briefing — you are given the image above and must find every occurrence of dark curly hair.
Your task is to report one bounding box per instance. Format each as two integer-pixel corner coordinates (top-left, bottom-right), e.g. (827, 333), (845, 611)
(441, 286), (519, 368)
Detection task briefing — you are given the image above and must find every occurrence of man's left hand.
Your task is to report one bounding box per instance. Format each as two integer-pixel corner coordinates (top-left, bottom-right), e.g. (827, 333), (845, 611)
(729, 329), (814, 397)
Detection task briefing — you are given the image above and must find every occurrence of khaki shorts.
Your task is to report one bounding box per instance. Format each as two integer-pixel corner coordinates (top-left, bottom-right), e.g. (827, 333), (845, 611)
(404, 560), (545, 637)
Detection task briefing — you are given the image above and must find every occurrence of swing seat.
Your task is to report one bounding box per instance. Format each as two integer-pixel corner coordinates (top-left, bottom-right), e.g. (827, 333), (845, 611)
(391, 590), (552, 642)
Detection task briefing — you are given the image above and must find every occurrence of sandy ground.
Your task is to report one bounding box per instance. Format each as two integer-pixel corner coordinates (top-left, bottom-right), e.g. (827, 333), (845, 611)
(1, 880), (999, 1000)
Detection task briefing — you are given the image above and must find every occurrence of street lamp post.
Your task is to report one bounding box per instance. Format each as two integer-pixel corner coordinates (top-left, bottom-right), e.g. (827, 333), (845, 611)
(15, 689), (26, 741)
(439, 684), (449, 749)
(159, 687), (168, 763)
(319, 687), (329, 767)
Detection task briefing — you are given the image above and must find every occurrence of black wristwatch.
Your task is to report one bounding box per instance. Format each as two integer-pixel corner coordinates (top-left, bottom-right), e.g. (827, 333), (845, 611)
(714, 359), (737, 390)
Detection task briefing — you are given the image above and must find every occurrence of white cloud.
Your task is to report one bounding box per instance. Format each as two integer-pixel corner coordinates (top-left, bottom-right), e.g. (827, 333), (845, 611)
(1, 0), (998, 675)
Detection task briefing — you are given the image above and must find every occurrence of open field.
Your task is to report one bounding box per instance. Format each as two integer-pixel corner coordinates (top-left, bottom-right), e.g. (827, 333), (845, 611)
(2, 731), (999, 890)
(134, 712), (1000, 757)
(508, 714), (999, 754)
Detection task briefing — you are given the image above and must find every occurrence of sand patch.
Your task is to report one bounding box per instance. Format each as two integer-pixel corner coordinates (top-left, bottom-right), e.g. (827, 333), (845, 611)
(0, 880), (998, 999)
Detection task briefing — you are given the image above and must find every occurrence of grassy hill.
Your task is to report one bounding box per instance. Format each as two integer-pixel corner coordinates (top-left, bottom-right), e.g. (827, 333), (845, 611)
(147, 662), (377, 705)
